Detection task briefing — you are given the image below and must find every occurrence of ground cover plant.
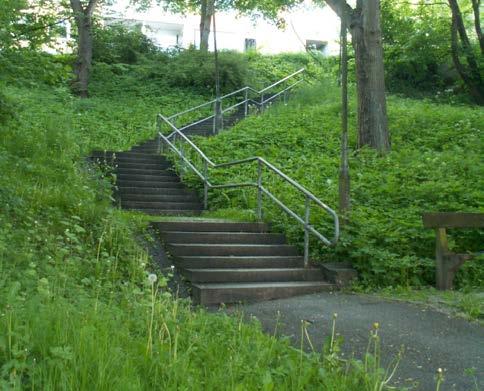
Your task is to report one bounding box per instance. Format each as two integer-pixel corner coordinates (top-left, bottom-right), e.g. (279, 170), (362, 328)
(177, 80), (484, 289)
(0, 51), (404, 389)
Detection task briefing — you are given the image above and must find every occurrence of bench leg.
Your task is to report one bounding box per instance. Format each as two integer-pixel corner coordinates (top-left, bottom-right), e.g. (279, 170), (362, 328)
(435, 228), (471, 290)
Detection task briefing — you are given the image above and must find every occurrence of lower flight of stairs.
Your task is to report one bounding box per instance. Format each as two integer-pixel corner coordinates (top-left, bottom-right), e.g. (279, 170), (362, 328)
(89, 139), (203, 215)
(152, 220), (335, 305)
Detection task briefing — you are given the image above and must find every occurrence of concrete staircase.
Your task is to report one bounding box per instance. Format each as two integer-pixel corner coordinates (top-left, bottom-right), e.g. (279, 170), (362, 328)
(152, 220), (334, 305)
(90, 138), (337, 304)
(90, 140), (203, 216)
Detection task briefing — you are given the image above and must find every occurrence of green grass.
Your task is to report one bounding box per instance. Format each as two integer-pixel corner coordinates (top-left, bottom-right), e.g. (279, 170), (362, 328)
(177, 79), (484, 289)
(0, 53), (405, 389)
(372, 287), (484, 322)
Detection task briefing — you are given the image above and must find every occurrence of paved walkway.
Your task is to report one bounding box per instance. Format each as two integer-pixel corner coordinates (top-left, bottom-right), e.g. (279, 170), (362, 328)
(226, 292), (483, 390)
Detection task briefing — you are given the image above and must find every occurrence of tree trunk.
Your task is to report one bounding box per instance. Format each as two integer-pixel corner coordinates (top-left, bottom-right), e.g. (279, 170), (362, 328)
(470, 0), (483, 54)
(448, 0), (483, 105)
(200, 0), (214, 51)
(325, 0), (390, 153)
(70, 0), (97, 98)
(351, 1), (390, 153)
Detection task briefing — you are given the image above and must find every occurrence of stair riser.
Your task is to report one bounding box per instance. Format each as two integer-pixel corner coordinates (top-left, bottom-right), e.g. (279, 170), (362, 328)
(115, 163), (172, 170)
(162, 232), (286, 244)
(91, 157), (170, 165)
(122, 202), (202, 210)
(115, 168), (177, 176)
(117, 174), (180, 182)
(117, 187), (197, 196)
(116, 181), (185, 188)
(120, 194), (199, 202)
(184, 269), (325, 283)
(129, 209), (203, 216)
(167, 245), (299, 257)
(153, 222), (269, 233)
(193, 284), (334, 305)
(175, 258), (303, 269)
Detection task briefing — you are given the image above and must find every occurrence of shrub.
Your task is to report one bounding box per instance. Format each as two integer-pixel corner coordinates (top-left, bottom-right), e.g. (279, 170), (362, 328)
(166, 48), (248, 93)
(92, 23), (159, 64)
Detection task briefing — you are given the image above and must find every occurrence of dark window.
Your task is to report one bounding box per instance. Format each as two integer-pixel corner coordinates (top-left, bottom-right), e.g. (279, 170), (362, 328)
(306, 40), (327, 53)
(245, 38), (256, 51)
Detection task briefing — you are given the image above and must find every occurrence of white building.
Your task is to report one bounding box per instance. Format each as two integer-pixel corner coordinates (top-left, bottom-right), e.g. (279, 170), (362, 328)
(104, 1), (340, 56)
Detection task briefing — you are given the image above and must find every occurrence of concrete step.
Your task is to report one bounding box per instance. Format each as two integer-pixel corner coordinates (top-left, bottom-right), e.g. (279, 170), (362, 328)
(129, 209), (203, 216)
(117, 174), (180, 182)
(121, 201), (202, 210)
(115, 162), (172, 170)
(184, 267), (325, 283)
(192, 281), (335, 305)
(115, 168), (177, 176)
(91, 154), (169, 165)
(153, 221), (269, 233)
(167, 243), (299, 257)
(90, 151), (160, 159)
(116, 180), (185, 188)
(117, 187), (197, 196)
(161, 231), (286, 244)
(174, 256), (304, 269)
(120, 193), (199, 202)
(129, 148), (159, 154)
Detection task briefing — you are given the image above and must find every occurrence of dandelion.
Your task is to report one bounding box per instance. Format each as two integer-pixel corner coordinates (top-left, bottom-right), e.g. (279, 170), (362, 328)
(373, 322), (380, 330)
(148, 273), (157, 284)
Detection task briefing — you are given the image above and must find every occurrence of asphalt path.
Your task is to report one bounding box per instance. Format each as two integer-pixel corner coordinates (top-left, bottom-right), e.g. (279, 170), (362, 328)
(225, 292), (483, 390)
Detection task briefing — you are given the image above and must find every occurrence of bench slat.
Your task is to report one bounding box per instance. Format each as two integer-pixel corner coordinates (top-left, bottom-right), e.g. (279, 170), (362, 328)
(422, 212), (484, 228)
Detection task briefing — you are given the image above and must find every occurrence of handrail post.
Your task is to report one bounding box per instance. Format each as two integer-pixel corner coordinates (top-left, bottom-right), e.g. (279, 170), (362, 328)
(244, 88), (249, 117)
(304, 196), (311, 268)
(260, 94), (264, 113)
(179, 136), (185, 181)
(214, 98), (223, 134)
(203, 160), (209, 210)
(283, 90), (287, 105)
(256, 159), (263, 220)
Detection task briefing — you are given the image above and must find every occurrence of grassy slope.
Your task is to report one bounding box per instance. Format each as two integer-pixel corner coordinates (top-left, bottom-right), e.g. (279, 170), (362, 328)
(0, 61), (395, 388)
(183, 80), (484, 289)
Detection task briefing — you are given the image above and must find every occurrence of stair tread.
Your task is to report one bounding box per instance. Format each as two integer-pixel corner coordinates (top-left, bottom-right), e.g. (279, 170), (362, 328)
(187, 268), (320, 272)
(193, 281), (333, 289)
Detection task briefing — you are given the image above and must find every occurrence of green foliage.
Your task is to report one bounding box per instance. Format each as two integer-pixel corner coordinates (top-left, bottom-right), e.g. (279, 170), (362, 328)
(92, 23), (160, 64)
(381, 0), (480, 103)
(0, 49), (73, 88)
(164, 48), (249, 93)
(0, 51), (400, 389)
(180, 80), (483, 289)
(0, 0), (62, 50)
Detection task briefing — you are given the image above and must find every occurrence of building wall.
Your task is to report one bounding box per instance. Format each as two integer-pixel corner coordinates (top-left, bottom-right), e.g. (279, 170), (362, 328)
(104, 1), (340, 56)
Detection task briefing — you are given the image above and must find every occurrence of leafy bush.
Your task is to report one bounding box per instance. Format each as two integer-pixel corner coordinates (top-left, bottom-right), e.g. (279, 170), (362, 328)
(165, 48), (249, 93)
(92, 23), (160, 64)
(0, 49), (72, 87)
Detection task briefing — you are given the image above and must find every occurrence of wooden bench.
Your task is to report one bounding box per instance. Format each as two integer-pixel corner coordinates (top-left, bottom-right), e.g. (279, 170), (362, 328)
(422, 212), (484, 290)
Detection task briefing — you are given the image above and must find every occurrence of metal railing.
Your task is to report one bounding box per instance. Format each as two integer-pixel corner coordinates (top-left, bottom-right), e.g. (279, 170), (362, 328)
(156, 113), (340, 267)
(165, 68), (306, 138)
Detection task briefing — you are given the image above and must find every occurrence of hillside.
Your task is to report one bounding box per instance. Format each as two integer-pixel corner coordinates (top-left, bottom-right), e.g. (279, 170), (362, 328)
(183, 80), (484, 289)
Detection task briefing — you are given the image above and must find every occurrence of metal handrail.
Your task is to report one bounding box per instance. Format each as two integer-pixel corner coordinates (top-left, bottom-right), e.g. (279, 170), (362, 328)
(156, 113), (340, 267)
(166, 68), (306, 128)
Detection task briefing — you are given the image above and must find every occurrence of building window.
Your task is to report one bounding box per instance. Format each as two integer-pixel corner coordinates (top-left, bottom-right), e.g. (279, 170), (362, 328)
(306, 40), (327, 53)
(245, 38), (256, 51)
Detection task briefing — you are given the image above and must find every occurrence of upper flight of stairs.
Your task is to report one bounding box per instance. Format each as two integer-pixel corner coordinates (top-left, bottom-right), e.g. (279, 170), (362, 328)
(179, 105), (246, 137)
(152, 220), (335, 305)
